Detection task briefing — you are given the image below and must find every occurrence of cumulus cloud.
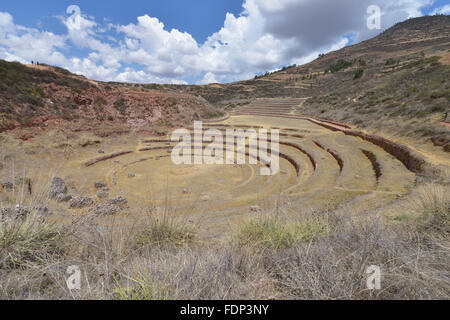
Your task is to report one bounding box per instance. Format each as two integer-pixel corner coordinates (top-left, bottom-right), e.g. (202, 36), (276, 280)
(199, 72), (219, 85)
(258, 0), (432, 55)
(0, 0), (434, 84)
(431, 4), (450, 15)
(0, 12), (67, 65)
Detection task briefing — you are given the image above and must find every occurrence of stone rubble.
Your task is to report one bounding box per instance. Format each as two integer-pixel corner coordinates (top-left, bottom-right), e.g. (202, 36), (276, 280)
(50, 177), (68, 199)
(69, 196), (94, 209)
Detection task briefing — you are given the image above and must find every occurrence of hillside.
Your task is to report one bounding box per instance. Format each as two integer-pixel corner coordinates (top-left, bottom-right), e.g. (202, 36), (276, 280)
(201, 15), (450, 150)
(0, 61), (221, 135)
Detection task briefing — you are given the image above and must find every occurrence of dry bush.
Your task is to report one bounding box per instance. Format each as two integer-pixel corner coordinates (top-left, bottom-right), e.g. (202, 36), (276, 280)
(114, 245), (271, 300)
(410, 183), (449, 233)
(0, 213), (63, 270)
(0, 185), (448, 300)
(133, 212), (195, 250)
(235, 212), (330, 251)
(113, 210), (449, 300)
(268, 216), (449, 299)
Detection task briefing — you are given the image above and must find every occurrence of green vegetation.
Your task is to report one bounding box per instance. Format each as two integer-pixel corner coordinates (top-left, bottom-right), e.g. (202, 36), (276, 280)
(0, 59), (90, 129)
(200, 109), (225, 119)
(236, 216), (328, 250)
(53, 66), (74, 76)
(94, 96), (107, 106)
(325, 59), (353, 73)
(0, 215), (64, 270)
(385, 58), (399, 66)
(254, 64), (298, 79)
(354, 67), (364, 79)
(413, 184), (449, 233)
(133, 214), (195, 249)
(20, 86), (44, 106)
(304, 51), (450, 144)
(114, 273), (171, 300)
(113, 98), (127, 115)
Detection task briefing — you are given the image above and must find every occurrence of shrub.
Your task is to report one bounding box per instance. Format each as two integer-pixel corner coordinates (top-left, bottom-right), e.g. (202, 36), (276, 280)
(236, 216), (328, 250)
(0, 214), (64, 270)
(413, 184), (449, 232)
(114, 273), (171, 300)
(71, 88), (82, 95)
(94, 96), (107, 106)
(200, 109), (225, 119)
(20, 93), (41, 106)
(53, 66), (73, 76)
(326, 59), (353, 73)
(385, 58), (398, 66)
(270, 214), (449, 299)
(133, 213), (195, 249)
(113, 98), (127, 114)
(354, 68), (364, 79)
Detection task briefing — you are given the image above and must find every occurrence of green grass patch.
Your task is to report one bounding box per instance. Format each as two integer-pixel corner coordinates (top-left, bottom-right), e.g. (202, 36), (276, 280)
(133, 214), (195, 249)
(200, 109), (225, 119)
(94, 96), (107, 106)
(385, 58), (399, 66)
(0, 216), (64, 270)
(114, 273), (171, 300)
(414, 184), (449, 233)
(325, 59), (353, 73)
(236, 217), (329, 250)
(354, 68), (364, 79)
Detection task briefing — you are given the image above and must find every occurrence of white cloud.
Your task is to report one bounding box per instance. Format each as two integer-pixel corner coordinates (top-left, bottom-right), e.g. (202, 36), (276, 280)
(431, 4), (450, 15)
(199, 72), (218, 85)
(0, 12), (67, 65)
(0, 0), (434, 84)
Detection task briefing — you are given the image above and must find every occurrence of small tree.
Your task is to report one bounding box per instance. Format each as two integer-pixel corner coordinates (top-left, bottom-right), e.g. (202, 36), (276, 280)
(385, 58), (397, 66)
(354, 68), (364, 79)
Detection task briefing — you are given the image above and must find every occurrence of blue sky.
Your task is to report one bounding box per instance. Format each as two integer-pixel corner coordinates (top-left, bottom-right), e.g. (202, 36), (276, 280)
(0, 0), (448, 84)
(0, 0), (245, 44)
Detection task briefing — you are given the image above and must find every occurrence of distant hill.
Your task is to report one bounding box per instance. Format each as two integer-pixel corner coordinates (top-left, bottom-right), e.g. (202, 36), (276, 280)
(0, 61), (220, 133)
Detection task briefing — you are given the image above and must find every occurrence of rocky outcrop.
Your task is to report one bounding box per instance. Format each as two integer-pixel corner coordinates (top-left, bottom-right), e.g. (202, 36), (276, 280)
(94, 181), (107, 189)
(93, 203), (121, 215)
(56, 194), (72, 203)
(94, 196), (128, 215)
(69, 197), (94, 209)
(50, 177), (68, 198)
(97, 189), (109, 199)
(109, 196), (128, 206)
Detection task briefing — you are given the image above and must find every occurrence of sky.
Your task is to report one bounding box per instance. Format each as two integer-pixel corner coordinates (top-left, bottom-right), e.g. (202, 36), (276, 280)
(0, 0), (448, 84)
